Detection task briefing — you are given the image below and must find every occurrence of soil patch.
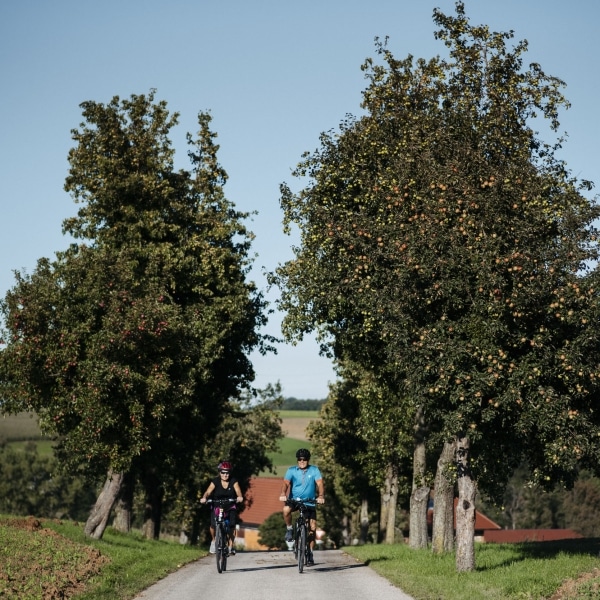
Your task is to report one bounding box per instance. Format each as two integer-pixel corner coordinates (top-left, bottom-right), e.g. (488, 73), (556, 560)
(0, 516), (109, 599)
(548, 568), (600, 600)
(281, 417), (315, 441)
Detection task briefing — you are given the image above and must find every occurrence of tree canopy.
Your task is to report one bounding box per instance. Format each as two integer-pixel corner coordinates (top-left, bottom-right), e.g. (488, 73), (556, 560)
(0, 91), (272, 537)
(272, 2), (600, 569)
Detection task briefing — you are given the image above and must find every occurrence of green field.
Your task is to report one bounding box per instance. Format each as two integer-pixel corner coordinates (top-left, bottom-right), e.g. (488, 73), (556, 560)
(265, 436), (314, 476)
(278, 410), (320, 419)
(0, 412), (44, 441)
(1, 411), (314, 473)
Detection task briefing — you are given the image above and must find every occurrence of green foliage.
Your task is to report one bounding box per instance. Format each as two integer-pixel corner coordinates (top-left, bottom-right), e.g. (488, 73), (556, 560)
(0, 442), (97, 521)
(168, 385), (285, 539)
(0, 91), (271, 531)
(480, 466), (600, 537)
(271, 1), (600, 504)
(257, 511), (287, 550)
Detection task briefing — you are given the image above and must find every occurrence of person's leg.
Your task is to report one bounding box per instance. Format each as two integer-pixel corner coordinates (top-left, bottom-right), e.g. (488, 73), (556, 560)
(209, 511), (217, 553)
(308, 517), (317, 551)
(283, 504), (294, 542)
(228, 511), (237, 553)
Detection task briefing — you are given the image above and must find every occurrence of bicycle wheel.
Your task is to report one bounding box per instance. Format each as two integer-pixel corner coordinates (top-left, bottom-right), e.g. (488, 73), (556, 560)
(222, 527), (228, 572)
(297, 523), (306, 573)
(215, 524), (225, 573)
(292, 524), (298, 560)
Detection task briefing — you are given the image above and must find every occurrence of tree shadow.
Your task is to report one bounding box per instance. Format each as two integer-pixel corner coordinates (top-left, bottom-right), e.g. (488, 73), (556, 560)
(477, 538), (600, 572)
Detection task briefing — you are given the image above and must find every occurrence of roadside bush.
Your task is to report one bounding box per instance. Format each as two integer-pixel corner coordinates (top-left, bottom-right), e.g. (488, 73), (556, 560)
(258, 511), (287, 550)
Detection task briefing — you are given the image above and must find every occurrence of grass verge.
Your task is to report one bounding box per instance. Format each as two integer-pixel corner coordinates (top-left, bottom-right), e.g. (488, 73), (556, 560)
(0, 515), (204, 599)
(344, 539), (600, 600)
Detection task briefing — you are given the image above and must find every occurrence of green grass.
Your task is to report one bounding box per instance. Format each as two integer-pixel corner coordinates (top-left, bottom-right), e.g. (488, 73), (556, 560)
(0, 412), (44, 441)
(3, 515), (600, 599)
(344, 540), (600, 600)
(264, 437), (314, 476)
(8, 439), (55, 457)
(0, 516), (204, 600)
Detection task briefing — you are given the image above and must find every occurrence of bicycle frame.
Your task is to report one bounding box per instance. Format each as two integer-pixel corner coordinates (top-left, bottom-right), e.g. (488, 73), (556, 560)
(287, 498), (316, 573)
(207, 498), (236, 573)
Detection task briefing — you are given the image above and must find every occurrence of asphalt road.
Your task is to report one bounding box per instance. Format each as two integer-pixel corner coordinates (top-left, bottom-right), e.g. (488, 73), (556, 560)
(133, 549), (415, 600)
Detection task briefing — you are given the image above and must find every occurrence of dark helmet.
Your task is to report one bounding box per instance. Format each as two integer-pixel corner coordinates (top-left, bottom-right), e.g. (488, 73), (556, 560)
(296, 448), (311, 460)
(218, 460), (232, 472)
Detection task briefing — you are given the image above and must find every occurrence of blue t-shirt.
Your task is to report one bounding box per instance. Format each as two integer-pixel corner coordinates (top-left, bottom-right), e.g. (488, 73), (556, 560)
(284, 464), (322, 505)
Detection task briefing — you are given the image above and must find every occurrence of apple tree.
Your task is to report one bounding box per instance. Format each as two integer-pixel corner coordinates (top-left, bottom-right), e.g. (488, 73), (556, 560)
(271, 3), (600, 570)
(0, 91), (269, 539)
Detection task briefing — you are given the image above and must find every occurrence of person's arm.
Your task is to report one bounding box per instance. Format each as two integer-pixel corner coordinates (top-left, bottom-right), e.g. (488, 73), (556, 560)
(279, 479), (291, 502)
(200, 482), (215, 503)
(233, 481), (243, 503)
(316, 477), (325, 504)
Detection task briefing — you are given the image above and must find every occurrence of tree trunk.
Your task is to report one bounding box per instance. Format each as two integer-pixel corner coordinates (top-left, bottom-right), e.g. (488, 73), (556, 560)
(380, 462), (398, 544)
(112, 471), (133, 533)
(432, 440), (456, 554)
(455, 436), (476, 572)
(84, 470), (124, 539)
(341, 514), (351, 547)
(409, 405), (429, 549)
(359, 498), (369, 544)
(141, 470), (163, 540)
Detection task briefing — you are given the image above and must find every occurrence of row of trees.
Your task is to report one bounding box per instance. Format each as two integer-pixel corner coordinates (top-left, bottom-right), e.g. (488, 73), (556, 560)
(272, 2), (600, 571)
(0, 91), (282, 540)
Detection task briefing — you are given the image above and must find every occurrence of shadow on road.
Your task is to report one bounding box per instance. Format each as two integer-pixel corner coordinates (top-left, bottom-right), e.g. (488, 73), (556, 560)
(220, 561), (367, 574)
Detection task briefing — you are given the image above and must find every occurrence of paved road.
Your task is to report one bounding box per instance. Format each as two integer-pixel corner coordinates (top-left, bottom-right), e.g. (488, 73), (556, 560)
(134, 549), (415, 600)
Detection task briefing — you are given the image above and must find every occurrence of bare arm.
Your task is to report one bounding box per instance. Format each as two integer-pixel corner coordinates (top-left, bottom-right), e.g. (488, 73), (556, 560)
(279, 479), (291, 502)
(233, 481), (244, 503)
(316, 478), (325, 504)
(200, 482), (215, 502)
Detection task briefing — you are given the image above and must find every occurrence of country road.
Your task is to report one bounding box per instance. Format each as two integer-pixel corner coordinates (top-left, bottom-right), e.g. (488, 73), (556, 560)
(134, 549), (415, 600)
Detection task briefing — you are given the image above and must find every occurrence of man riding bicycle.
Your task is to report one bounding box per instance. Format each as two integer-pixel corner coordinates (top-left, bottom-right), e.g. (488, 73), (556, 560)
(279, 448), (325, 566)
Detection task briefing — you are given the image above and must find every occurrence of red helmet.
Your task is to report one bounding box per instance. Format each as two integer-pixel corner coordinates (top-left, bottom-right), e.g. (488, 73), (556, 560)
(218, 460), (232, 472)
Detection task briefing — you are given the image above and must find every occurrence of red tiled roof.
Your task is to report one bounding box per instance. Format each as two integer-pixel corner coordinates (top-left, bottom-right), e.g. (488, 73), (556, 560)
(240, 477), (283, 527)
(484, 529), (583, 543)
(453, 498), (502, 531)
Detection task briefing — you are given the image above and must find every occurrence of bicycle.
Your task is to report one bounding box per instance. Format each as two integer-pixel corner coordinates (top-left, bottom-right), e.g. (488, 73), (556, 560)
(206, 498), (237, 573)
(287, 498), (316, 573)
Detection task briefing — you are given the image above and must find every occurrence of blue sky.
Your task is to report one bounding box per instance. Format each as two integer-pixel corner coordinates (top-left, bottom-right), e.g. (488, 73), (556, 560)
(1, 1), (599, 400)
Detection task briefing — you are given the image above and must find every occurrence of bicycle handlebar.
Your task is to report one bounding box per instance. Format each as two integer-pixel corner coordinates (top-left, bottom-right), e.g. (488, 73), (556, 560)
(205, 498), (237, 507)
(286, 497), (317, 507)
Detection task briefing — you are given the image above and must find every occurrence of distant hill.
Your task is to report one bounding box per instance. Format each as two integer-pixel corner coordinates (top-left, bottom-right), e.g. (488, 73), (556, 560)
(281, 398), (325, 411)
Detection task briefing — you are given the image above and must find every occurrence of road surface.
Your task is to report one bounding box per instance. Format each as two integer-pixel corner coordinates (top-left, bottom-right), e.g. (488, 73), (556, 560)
(134, 549), (415, 600)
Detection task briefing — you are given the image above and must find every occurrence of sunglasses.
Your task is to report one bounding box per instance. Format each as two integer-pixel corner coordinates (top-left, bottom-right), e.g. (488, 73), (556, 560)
(220, 471), (230, 475)
(297, 458), (308, 461)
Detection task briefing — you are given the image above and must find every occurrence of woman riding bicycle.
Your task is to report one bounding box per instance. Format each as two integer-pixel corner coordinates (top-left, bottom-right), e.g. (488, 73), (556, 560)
(279, 448), (325, 566)
(200, 460), (243, 555)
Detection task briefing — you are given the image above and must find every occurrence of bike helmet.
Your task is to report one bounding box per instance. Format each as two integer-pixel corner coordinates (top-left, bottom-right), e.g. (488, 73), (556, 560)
(218, 460), (232, 472)
(296, 448), (311, 460)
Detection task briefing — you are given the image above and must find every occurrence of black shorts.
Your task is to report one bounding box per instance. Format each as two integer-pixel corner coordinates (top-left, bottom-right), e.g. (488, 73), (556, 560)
(290, 505), (317, 522)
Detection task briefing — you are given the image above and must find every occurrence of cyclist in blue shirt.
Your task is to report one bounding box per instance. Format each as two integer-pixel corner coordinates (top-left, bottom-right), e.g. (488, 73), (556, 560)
(279, 448), (325, 565)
